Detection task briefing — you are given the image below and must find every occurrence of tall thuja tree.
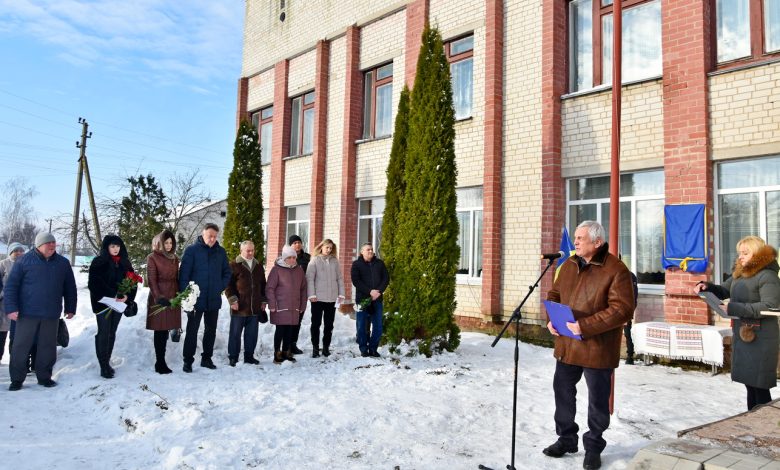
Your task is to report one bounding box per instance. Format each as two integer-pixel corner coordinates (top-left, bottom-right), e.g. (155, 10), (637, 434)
(391, 25), (460, 356)
(222, 119), (264, 262)
(381, 86), (410, 329)
(118, 174), (168, 276)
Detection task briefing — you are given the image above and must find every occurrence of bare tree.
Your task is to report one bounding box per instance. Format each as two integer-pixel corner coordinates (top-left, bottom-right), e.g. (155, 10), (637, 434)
(164, 170), (221, 249)
(0, 178), (39, 245)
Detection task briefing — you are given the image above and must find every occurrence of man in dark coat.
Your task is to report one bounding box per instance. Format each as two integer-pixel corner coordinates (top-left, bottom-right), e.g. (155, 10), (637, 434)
(225, 240), (267, 366)
(288, 234), (310, 355)
(543, 221), (635, 470)
(179, 223), (231, 372)
(351, 242), (389, 357)
(5, 232), (77, 391)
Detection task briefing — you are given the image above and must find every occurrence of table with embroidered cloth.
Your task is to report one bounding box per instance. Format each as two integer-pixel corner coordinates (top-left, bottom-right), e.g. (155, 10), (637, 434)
(631, 321), (733, 374)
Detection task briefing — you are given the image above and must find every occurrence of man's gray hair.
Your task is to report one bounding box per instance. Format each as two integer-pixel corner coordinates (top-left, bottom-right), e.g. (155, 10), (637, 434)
(576, 220), (606, 243)
(239, 240), (254, 249)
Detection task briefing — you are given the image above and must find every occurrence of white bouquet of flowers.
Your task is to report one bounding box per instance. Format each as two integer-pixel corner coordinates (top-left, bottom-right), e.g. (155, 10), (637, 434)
(151, 281), (200, 316)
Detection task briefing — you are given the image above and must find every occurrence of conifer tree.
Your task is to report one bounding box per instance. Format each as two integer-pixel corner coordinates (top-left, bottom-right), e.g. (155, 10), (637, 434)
(118, 174), (168, 277)
(222, 119), (264, 262)
(381, 85), (410, 323)
(390, 25), (460, 356)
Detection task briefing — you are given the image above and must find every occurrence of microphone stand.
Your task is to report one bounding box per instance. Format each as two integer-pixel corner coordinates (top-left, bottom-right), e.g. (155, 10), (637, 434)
(479, 257), (556, 470)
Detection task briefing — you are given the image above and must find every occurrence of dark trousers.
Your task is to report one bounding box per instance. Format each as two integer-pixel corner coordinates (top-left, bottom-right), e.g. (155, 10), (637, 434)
(292, 309), (306, 346)
(228, 315), (259, 361)
(553, 361), (613, 454)
(183, 309), (219, 364)
(9, 320), (37, 371)
(153, 330), (169, 363)
(274, 325), (296, 352)
(9, 316), (58, 383)
(746, 385), (772, 410)
(310, 302), (335, 350)
(94, 310), (123, 367)
(623, 321), (634, 358)
(0, 330), (7, 361)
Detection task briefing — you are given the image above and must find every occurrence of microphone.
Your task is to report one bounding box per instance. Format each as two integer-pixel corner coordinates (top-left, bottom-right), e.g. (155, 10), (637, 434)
(541, 251), (565, 260)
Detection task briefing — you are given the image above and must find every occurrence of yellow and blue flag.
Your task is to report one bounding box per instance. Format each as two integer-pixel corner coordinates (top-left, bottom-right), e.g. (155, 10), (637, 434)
(554, 226), (576, 280)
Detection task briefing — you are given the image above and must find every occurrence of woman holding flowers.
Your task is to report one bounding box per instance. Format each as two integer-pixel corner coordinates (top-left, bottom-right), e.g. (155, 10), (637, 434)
(146, 230), (181, 374)
(266, 245), (307, 364)
(306, 239), (344, 358)
(88, 234), (139, 379)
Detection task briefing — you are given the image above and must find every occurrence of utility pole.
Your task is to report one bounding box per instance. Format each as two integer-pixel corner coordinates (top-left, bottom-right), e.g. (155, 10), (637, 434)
(45, 218), (53, 232)
(70, 118), (102, 265)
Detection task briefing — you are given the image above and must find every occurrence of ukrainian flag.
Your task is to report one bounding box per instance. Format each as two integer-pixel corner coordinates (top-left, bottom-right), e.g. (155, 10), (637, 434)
(555, 226), (576, 280)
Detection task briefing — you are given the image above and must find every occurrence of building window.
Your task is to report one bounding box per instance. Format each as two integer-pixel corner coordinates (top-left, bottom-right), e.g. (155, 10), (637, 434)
(446, 35), (474, 120)
(251, 105), (273, 165)
(362, 63), (393, 139)
(262, 219), (269, 263)
(290, 91), (315, 156)
(569, 0), (662, 92)
(457, 187), (483, 280)
(567, 170), (665, 286)
(715, 156), (780, 281)
(716, 0), (780, 64)
(286, 205), (310, 251)
(358, 198), (384, 258)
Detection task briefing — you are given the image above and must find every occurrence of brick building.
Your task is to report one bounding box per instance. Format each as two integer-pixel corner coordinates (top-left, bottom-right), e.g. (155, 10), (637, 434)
(237, 0), (780, 330)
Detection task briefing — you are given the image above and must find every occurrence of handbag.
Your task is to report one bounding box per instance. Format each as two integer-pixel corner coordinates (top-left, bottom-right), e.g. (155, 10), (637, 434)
(170, 328), (182, 342)
(739, 319), (760, 343)
(124, 301), (138, 317)
(57, 318), (70, 348)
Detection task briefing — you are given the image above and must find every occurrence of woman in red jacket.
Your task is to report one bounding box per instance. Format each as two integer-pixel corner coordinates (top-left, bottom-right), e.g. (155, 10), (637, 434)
(146, 230), (181, 374)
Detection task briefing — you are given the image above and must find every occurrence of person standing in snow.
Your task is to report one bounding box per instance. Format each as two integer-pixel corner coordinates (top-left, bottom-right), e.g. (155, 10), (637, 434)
(350, 243), (389, 358)
(225, 240), (267, 367)
(288, 234), (310, 355)
(0, 242), (26, 364)
(543, 221), (635, 470)
(266, 245), (307, 364)
(179, 222), (232, 372)
(146, 230), (181, 374)
(88, 234), (139, 379)
(5, 233), (76, 391)
(306, 239), (345, 358)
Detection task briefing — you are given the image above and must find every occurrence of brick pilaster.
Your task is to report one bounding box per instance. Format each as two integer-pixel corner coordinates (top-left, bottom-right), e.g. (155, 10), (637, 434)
(404, 0), (430, 88)
(310, 40), (330, 246)
(661, 0), (713, 324)
(539, 0), (568, 304)
(236, 77), (249, 129)
(481, 0), (504, 320)
(268, 60), (292, 271)
(339, 26), (362, 293)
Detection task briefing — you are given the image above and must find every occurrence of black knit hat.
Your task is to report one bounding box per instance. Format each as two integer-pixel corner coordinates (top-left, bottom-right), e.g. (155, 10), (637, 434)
(288, 234), (302, 245)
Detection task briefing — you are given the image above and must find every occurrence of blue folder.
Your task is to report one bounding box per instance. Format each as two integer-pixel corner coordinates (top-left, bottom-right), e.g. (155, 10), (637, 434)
(543, 300), (583, 341)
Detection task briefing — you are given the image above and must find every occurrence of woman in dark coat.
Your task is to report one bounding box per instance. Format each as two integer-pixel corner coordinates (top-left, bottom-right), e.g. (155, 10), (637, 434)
(266, 245), (307, 364)
(695, 236), (780, 410)
(88, 234), (137, 379)
(146, 230), (181, 374)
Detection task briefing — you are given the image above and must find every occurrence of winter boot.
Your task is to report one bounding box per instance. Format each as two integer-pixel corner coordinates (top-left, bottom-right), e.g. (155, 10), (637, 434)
(312, 348), (320, 358)
(0, 330), (7, 363)
(284, 351), (297, 362)
(153, 334), (172, 374)
(322, 347), (331, 357)
(290, 343), (303, 355)
(273, 351), (285, 364)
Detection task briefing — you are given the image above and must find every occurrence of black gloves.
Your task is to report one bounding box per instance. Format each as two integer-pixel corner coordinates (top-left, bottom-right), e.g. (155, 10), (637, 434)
(157, 298), (171, 307)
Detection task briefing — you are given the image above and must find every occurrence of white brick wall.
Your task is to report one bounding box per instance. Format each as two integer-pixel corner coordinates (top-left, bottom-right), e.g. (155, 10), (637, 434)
(323, 37), (347, 244)
(360, 10), (406, 69)
(356, 138), (392, 197)
(288, 49), (317, 97)
(283, 157), (312, 206)
(247, 68), (275, 112)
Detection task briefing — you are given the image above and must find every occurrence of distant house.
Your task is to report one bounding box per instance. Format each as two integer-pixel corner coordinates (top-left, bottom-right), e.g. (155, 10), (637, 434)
(171, 199), (227, 249)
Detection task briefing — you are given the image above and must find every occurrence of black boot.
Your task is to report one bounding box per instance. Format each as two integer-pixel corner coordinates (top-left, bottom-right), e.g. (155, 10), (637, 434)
(290, 343), (303, 355)
(154, 332), (172, 374)
(95, 336), (113, 378)
(0, 331), (7, 363)
(312, 348), (320, 358)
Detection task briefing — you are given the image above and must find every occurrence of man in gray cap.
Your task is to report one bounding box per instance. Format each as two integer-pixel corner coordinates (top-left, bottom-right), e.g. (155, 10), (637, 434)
(0, 242), (26, 363)
(5, 233), (77, 390)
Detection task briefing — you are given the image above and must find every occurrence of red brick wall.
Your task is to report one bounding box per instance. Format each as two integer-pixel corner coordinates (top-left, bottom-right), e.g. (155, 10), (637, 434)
(405, 0), (430, 88)
(310, 40), (330, 247)
(539, 0), (568, 304)
(661, 0), (713, 324)
(339, 26), (362, 293)
(481, 0), (504, 319)
(268, 60), (291, 271)
(236, 77), (249, 129)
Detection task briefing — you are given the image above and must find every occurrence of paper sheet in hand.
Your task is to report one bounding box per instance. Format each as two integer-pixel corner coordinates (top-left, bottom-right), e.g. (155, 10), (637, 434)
(697, 291), (732, 318)
(543, 300), (582, 340)
(99, 297), (127, 313)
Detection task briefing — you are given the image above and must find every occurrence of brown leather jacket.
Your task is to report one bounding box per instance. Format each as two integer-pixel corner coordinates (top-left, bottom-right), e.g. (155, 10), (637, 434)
(225, 256), (267, 317)
(547, 243), (635, 369)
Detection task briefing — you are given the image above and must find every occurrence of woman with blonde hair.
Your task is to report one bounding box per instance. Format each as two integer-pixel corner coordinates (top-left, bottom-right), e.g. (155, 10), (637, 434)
(695, 235), (780, 410)
(306, 239), (345, 357)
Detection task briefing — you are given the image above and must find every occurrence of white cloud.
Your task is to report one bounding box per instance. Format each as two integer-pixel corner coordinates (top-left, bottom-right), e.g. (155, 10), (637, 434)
(0, 0), (244, 85)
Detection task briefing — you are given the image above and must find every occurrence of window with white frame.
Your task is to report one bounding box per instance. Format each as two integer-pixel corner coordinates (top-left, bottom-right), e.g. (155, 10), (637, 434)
(567, 170), (665, 286)
(569, 0), (662, 92)
(251, 105), (273, 165)
(262, 219), (269, 263)
(286, 205), (310, 251)
(290, 91), (315, 156)
(716, 0), (780, 64)
(446, 35), (474, 120)
(362, 63), (393, 139)
(457, 187), (483, 279)
(358, 198), (384, 258)
(715, 156), (780, 281)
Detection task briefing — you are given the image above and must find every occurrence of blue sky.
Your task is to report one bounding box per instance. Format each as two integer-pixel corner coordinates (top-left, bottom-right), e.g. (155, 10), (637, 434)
(0, 0), (245, 229)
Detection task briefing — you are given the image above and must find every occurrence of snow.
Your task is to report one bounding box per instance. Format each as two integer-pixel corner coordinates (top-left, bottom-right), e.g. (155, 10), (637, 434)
(0, 270), (745, 469)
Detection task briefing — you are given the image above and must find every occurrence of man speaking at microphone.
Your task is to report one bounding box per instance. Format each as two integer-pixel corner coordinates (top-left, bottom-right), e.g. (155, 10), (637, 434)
(542, 221), (635, 470)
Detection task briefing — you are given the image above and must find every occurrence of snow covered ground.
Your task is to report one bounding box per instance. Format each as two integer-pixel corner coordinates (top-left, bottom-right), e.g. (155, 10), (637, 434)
(0, 271), (746, 469)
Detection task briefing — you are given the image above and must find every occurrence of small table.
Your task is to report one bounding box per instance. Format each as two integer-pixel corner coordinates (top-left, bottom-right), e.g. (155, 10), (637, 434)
(631, 322), (733, 375)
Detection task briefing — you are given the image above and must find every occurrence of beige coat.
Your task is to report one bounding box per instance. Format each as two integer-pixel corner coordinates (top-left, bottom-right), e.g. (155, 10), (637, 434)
(306, 255), (345, 302)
